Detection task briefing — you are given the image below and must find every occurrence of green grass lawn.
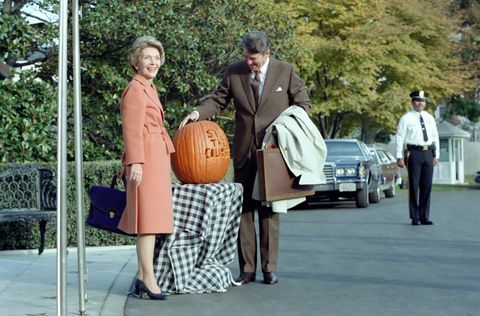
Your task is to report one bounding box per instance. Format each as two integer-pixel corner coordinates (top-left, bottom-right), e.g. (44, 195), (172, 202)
(397, 174), (480, 193)
(432, 174), (479, 191)
(432, 183), (480, 191)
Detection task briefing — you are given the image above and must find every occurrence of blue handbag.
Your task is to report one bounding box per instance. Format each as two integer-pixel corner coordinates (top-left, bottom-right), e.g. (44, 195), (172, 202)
(87, 174), (136, 236)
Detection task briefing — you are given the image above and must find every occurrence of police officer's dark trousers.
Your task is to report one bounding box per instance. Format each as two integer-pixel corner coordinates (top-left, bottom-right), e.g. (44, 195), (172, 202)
(407, 149), (434, 221)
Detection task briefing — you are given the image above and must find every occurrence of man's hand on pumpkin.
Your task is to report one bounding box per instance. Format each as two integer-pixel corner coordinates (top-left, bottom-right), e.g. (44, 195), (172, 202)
(179, 111), (199, 129)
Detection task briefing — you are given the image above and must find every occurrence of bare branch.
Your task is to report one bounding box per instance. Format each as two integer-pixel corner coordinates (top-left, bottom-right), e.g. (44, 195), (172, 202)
(12, 55), (48, 68)
(20, 10), (51, 24)
(12, 0), (28, 14)
(316, 113), (326, 138)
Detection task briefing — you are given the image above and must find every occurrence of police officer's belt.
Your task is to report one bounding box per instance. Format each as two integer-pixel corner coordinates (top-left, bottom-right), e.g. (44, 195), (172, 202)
(407, 144), (433, 151)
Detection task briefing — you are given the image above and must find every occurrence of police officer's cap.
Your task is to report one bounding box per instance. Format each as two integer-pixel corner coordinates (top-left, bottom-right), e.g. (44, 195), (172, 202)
(409, 90), (429, 101)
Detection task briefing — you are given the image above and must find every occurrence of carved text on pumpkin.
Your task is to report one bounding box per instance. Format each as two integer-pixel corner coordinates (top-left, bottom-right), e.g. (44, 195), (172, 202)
(205, 129), (229, 159)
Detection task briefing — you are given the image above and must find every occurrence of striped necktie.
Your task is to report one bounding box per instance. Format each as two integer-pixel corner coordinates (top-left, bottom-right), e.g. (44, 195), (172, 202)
(251, 71), (260, 108)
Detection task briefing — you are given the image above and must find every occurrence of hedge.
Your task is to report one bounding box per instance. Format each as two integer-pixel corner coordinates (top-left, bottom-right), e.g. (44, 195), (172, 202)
(0, 160), (234, 251)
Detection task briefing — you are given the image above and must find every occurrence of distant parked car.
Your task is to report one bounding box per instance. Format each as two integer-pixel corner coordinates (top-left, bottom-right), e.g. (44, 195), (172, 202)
(475, 171), (480, 184)
(368, 147), (389, 196)
(311, 139), (382, 208)
(367, 145), (402, 198)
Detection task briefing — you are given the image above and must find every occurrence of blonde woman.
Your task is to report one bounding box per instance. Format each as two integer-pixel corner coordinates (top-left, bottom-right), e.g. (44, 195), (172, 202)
(118, 36), (175, 300)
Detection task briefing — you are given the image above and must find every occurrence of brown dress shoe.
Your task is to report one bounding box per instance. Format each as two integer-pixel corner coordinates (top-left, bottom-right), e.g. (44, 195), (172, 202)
(236, 272), (255, 285)
(263, 272), (279, 285)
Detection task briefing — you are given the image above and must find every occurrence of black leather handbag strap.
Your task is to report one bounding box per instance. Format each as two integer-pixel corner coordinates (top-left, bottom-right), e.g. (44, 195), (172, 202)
(110, 171), (127, 189)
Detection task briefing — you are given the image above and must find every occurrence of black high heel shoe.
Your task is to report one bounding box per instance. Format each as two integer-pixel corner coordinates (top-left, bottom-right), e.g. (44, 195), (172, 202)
(134, 278), (141, 296)
(127, 278), (142, 297)
(137, 280), (167, 300)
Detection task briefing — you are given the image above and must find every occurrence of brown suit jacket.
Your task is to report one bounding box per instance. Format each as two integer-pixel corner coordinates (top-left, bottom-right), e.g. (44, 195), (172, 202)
(196, 58), (311, 170)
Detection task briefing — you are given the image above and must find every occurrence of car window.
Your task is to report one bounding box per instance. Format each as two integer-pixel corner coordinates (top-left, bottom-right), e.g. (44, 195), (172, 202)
(377, 150), (390, 163)
(370, 150), (381, 164)
(383, 151), (396, 162)
(326, 142), (363, 157)
(358, 142), (372, 158)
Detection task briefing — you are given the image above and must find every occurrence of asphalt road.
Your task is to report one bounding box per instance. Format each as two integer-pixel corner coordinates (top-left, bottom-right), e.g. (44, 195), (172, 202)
(125, 189), (480, 316)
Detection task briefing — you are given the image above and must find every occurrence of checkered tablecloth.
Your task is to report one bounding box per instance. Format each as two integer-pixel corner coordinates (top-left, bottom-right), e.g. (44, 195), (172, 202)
(153, 182), (243, 294)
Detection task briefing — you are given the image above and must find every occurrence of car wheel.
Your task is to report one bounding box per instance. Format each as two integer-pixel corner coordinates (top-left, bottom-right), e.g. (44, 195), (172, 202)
(369, 186), (380, 203)
(385, 181), (396, 198)
(356, 182), (369, 208)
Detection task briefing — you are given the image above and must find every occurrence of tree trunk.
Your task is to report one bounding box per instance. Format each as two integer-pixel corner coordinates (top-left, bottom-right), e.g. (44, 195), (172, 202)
(363, 130), (377, 145)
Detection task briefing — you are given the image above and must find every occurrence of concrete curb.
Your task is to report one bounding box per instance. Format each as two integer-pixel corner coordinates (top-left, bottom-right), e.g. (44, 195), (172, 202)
(0, 245), (136, 256)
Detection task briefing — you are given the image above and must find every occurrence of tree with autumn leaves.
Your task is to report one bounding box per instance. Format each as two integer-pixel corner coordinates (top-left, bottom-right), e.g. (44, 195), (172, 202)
(282, 0), (476, 140)
(444, 0), (480, 126)
(1, 0), (478, 162)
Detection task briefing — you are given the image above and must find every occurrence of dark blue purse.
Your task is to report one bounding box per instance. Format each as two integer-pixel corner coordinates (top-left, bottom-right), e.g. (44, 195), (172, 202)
(87, 174), (135, 236)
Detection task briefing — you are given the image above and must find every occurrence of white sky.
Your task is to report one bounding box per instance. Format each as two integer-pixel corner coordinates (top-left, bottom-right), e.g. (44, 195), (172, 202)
(23, 2), (58, 24)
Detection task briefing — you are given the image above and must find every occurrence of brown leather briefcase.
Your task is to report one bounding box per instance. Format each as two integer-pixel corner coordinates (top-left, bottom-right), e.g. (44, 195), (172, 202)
(256, 148), (315, 202)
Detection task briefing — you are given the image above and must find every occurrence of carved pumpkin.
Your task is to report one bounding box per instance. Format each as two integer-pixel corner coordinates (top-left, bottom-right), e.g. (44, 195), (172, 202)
(171, 121), (230, 184)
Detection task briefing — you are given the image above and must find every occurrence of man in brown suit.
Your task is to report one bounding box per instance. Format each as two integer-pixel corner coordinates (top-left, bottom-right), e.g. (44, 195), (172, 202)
(180, 31), (311, 285)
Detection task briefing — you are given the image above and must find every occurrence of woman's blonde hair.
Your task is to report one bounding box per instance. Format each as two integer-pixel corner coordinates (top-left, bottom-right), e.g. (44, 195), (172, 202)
(128, 36), (165, 71)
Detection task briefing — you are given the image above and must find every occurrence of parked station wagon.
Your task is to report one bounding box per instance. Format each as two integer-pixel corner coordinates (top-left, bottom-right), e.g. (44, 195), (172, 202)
(367, 145), (402, 198)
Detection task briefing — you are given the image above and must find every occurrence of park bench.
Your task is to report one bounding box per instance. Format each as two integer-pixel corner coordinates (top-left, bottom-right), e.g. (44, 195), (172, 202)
(0, 164), (56, 254)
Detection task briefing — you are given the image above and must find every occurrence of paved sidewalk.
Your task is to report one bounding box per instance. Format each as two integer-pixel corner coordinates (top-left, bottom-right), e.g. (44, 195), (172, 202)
(0, 245), (137, 316)
(1, 190), (479, 316)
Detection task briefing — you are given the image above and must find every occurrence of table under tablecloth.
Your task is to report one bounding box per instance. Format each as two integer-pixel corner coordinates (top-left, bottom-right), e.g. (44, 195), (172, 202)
(153, 182), (243, 294)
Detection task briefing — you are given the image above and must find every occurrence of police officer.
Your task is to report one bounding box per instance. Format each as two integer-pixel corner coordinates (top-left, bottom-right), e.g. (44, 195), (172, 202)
(396, 90), (439, 225)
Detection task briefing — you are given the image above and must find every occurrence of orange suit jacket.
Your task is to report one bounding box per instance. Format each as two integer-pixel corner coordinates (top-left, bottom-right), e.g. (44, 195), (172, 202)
(117, 74), (175, 234)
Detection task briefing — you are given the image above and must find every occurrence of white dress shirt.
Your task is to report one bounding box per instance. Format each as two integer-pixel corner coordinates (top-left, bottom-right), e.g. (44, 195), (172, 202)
(395, 110), (440, 159)
(191, 57), (270, 121)
(250, 57), (270, 100)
